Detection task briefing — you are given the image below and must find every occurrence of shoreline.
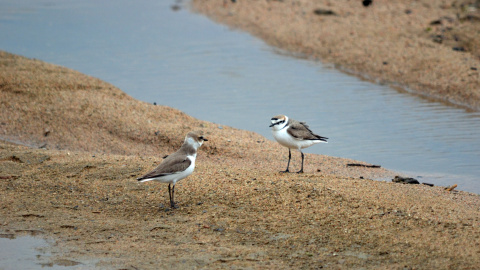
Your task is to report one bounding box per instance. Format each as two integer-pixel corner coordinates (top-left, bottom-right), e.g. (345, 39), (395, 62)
(191, 0), (480, 111)
(1, 51), (480, 268)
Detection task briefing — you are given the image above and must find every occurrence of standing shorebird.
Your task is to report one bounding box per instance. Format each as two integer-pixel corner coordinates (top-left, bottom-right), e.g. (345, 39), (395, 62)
(270, 115), (328, 173)
(137, 131), (207, 208)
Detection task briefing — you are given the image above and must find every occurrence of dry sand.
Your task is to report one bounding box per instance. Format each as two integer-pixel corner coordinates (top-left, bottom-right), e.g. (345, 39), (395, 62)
(192, 0), (480, 111)
(1, 8), (480, 268)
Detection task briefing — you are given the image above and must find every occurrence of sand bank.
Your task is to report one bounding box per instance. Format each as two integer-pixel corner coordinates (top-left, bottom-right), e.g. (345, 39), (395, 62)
(192, 0), (480, 111)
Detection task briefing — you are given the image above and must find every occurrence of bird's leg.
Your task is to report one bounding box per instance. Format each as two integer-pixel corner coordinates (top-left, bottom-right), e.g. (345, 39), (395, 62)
(168, 184), (172, 207)
(167, 184), (176, 209)
(281, 149), (291, 173)
(297, 151), (304, 173)
(170, 184), (178, 209)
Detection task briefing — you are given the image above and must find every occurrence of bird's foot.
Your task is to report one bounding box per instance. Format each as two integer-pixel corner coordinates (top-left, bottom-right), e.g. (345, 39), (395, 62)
(170, 203), (179, 209)
(280, 169), (290, 173)
(296, 170), (304, 174)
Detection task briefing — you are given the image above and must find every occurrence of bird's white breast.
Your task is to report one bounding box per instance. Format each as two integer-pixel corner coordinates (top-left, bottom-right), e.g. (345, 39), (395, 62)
(182, 156), (195, 177)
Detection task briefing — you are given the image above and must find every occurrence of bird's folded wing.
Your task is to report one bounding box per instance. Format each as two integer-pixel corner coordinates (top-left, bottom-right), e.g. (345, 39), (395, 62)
(287, 120), (319, 140)
(138, 155), (191, 179)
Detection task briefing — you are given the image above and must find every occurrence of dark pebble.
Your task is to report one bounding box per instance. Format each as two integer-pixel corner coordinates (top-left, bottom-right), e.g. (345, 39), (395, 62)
(392, 176), (420, 184)
(362, 0), (372, 7)
(313, 9), (336, 16)
(452, 47), (466, 52)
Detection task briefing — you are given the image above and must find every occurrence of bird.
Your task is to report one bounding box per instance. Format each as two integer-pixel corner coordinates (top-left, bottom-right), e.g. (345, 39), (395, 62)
(270, 115), (328, 173)
(137, 131), (207, 208)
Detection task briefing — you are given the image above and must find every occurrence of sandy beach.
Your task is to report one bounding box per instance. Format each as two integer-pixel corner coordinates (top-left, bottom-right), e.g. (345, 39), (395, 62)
(2, 1), (480, 267)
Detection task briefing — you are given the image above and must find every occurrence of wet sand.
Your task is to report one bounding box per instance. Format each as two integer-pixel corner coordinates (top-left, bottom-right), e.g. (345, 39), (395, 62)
(1, 50), (480, 269)
(192, 0), (480, 111)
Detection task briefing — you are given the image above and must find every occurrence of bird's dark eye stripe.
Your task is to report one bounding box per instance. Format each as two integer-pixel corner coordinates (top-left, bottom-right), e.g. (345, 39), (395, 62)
(271, 120), (285, 126)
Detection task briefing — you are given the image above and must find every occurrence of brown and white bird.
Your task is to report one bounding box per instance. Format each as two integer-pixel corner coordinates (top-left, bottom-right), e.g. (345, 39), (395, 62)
(270, 115), (328, 173)
(137, 131), (207, 208)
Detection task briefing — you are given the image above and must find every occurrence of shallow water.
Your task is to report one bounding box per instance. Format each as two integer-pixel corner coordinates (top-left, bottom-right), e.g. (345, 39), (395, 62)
(0, 234), (85, 269)
(0, 235), (47, 269)
(0, 0), (479, 193)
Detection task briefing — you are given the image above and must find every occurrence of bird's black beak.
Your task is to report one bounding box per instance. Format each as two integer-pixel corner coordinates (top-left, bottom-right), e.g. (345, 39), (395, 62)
(201, 136), (208, 141)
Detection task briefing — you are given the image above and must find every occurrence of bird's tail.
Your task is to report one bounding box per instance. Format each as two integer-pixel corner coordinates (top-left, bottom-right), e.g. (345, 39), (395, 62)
(317, 136), (328, 143)
(137, 177), (154, 182)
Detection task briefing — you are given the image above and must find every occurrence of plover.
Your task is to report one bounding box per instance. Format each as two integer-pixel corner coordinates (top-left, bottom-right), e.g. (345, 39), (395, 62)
(137, 131), (207, 208)
(270, 115), (328, 173)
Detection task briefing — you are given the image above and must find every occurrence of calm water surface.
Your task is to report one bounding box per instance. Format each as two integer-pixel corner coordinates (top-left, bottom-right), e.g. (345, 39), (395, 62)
(0, 235), (90, 269)
(1, 0), (480, 193)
